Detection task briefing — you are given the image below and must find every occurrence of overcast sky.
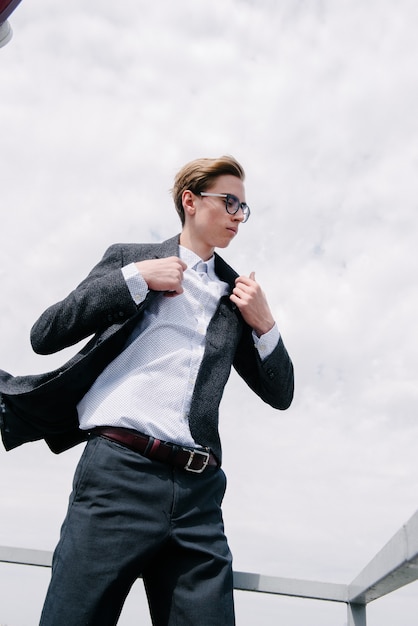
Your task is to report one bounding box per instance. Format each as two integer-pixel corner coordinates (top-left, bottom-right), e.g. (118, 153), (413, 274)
(1, 1), (418, 624)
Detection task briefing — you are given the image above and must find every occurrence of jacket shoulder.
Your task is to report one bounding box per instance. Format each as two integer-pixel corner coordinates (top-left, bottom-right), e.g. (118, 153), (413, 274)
(105, 235), (180, 266)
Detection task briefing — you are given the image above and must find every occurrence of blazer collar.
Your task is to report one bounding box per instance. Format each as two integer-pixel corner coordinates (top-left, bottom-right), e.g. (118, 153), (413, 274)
(214, 253), (239, 290)
(153, 234), (181, 258)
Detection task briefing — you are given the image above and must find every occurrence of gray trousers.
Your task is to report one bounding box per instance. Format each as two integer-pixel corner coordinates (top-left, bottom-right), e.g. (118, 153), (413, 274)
(40, 435), (235, 626)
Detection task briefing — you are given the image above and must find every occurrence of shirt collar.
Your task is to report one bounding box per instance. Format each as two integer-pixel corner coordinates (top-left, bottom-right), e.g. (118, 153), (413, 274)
(179, 245), (216, 279)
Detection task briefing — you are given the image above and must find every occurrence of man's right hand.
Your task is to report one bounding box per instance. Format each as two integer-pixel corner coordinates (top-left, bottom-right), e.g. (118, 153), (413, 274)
(135, 257), (187, 296)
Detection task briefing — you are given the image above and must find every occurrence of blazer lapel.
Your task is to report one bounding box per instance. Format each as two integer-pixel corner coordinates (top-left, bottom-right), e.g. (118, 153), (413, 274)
(214, 253), (239, 291)
(152, 234), (180, 258)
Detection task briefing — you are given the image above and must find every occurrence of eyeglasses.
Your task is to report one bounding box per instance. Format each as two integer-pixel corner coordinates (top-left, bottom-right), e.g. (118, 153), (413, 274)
(199, 192), (251, 223)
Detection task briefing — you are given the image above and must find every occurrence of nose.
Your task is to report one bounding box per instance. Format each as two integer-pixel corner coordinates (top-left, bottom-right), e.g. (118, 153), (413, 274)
(233, 208), (245, 222)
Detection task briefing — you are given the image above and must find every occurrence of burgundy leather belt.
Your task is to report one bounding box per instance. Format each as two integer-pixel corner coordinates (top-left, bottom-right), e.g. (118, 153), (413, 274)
(93, 426), (218, 473)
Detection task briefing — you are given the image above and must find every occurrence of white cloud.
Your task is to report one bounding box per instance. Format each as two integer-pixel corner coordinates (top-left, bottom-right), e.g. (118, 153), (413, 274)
(1, 1), (418, 624)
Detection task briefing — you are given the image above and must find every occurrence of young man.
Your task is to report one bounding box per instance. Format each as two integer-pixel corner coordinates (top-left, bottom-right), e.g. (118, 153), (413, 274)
(0, 156), (294, 625)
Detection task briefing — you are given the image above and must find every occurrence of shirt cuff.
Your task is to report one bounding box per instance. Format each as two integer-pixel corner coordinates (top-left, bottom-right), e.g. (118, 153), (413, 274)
(253, 323), (280, 360)
(121, 263), (149, 305)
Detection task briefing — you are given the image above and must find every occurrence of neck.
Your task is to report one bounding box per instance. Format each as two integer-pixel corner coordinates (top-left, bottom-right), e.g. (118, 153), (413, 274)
(179, 230), (214, 261)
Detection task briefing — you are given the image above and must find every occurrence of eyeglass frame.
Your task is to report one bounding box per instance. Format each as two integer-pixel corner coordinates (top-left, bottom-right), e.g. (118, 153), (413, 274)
(199, 192), (251, 223)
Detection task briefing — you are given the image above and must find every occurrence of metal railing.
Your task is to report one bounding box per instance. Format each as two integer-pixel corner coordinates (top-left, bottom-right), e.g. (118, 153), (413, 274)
(1, 508), (418, 625)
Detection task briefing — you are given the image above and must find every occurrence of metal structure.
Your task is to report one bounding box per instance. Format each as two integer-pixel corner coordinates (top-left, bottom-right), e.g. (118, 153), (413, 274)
(0, 0), (23, 48)
(0, 18), (12, 47)
(234, 503), (418, 624)
(1, 508), (418, 625)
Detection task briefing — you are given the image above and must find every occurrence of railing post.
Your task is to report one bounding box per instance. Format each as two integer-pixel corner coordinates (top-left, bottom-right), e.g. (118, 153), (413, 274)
(347, 602), (366, 626)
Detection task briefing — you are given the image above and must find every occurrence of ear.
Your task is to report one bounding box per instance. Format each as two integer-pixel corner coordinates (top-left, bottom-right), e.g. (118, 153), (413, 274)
(182, 190), (196, 220)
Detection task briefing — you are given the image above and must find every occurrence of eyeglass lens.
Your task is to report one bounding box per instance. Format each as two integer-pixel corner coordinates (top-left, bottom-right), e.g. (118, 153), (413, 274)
(226, 195), (250, 222)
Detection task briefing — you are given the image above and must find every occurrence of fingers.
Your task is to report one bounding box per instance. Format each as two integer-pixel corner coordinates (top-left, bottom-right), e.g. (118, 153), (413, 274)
(230, 271), (275, 335)
(231, 272), (257, 308)
(234, 271), (257, 291)
(135, 257), (187, 295)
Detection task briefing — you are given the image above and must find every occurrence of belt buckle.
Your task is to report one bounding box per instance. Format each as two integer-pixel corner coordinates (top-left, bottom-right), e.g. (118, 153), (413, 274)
(183, 448), (210, 473)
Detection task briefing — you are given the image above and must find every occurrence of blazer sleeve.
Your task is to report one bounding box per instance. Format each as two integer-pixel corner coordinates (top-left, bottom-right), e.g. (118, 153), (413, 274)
(30, 245), (141, 355)
(233, 324), (294, 410)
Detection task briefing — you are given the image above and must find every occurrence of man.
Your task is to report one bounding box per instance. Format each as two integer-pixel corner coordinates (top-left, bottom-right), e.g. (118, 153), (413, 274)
(0, 155), (294, 625)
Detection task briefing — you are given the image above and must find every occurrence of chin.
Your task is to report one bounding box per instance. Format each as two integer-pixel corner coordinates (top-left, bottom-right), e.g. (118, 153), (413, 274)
(213, 238), (231, 249)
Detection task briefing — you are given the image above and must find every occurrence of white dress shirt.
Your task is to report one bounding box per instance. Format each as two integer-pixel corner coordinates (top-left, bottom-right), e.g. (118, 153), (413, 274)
(78, 246), (279, 447)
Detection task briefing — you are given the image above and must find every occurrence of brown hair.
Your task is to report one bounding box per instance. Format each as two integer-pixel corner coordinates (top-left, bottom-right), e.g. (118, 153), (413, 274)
(172, 155), (245, 225)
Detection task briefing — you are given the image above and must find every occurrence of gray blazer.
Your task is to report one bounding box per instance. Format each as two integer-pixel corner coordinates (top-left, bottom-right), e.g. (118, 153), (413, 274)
(0, 235), (294, 462)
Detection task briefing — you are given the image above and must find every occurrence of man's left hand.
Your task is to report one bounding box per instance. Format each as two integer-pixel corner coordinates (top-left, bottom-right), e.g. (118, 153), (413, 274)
(230, 272), (275, 337)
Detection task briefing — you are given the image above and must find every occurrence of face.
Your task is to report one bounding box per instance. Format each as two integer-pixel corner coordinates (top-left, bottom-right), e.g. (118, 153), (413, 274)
(182, 174), (246, 258)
